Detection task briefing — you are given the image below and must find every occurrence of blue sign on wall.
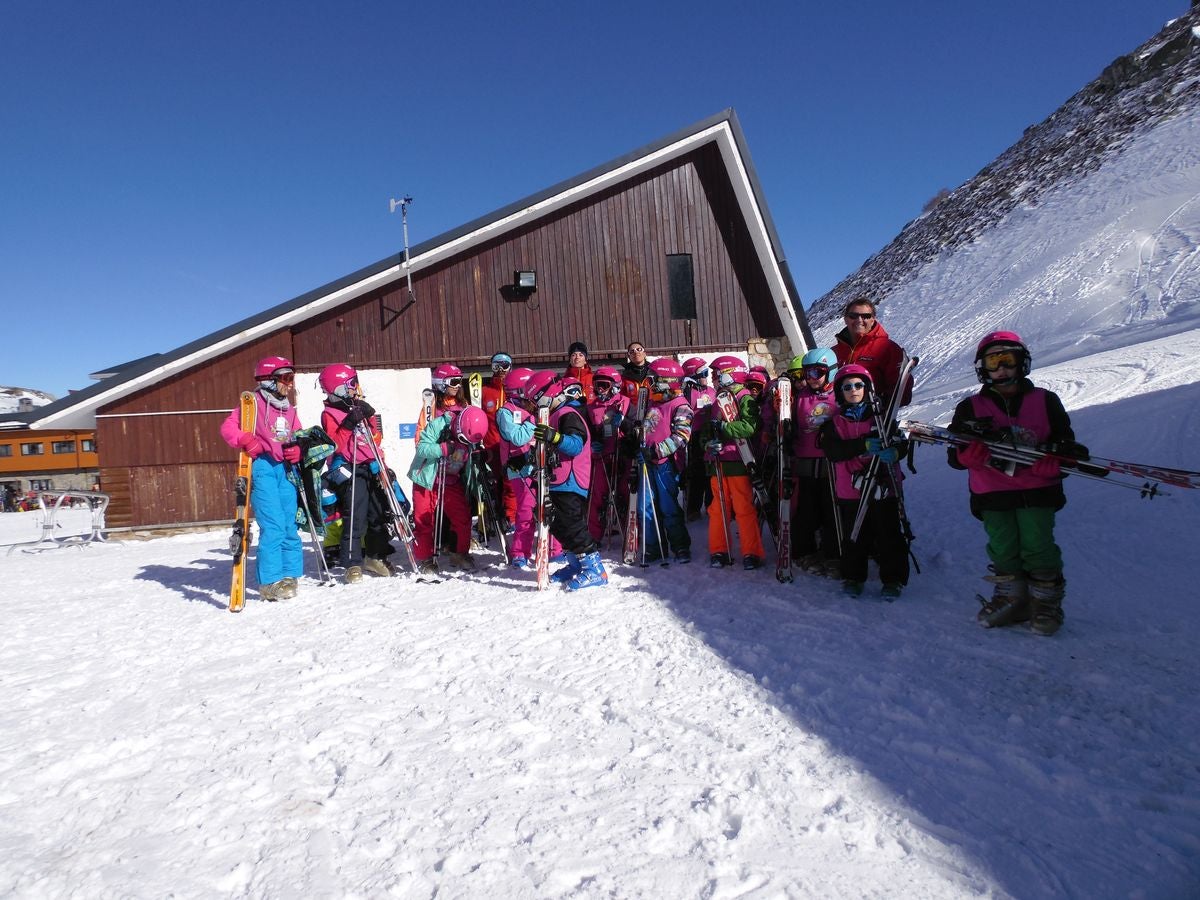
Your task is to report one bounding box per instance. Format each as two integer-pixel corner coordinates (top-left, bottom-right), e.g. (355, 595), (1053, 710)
(398, 423), (417, 439)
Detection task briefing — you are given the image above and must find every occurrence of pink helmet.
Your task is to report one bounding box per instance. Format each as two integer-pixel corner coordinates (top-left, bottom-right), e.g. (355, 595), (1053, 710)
(974, 330), (1030, 384)
(559, 376), (585, 402)
(711, 355), (749, 388)
(318, 363), (358, 398)
(648, 358), (684, 380)
(750, 364), (769, 376)
(432, 363), (463, 391)
(524, 370), (562, 404)
(454, 406), (488, 445)
(833, 364), (874, 400)
(682, 357), (708, 377)
(255, 356), (294, 379)
(503, 366), (534, 397)
(745, 370), (768, 389)
(594, 365), (622, 383)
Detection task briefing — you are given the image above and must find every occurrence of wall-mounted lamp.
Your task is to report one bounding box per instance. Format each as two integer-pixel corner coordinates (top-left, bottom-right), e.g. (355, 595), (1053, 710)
(513, 270), (537, 293)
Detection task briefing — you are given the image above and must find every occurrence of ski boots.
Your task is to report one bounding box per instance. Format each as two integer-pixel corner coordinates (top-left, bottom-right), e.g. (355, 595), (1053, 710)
(977, 570), (1031, 628)
(880, 583), (903, 600)
(842, 580), (865, 598)
(743, 554), (762, 571)
(709, 552), (732, 568)
(550, 553), (581, 583)
(1028, 570), (1065, 636)
(362, 557), (392, 578)
(564, 551), (608, 591)
(447, 552), (477, 571)
(344, 566), (363, 584)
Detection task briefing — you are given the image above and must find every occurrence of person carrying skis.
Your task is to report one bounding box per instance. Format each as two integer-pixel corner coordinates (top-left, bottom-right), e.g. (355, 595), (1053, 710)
(819, 364), (909, 599)
(409, 404), (488, 575)
(681, 357), (715, 521)
(948, 331), (1079, 635)
(635, 358), (694, 563)
(416, 363), (465, 438)
(496, 367), (563, 569)
(833, 296), (913, 407)
(564, 341), (595, 403)
(703, 355), (765, 570)
(584, 365), (630, 542)
(786, 349), (842, 576)
(219, 356), (304, 600)
(317, 364), (397, 583)
(527, 371), (609, 591)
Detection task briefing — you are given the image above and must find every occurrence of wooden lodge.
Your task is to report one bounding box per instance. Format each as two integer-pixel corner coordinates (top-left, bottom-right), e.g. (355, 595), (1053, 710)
(20, 110), (814, 529)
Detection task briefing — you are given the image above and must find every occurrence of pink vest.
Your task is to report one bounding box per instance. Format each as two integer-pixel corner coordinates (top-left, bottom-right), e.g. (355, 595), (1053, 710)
(585, 393), (629, 457)
(967, 389), (1058, 495)
(498, 401), (535, 468)
(643, 394), (692, 466)
(829, 416), (904, 500)
(549, 404), (591, 491)
(792, 387), (838, 458)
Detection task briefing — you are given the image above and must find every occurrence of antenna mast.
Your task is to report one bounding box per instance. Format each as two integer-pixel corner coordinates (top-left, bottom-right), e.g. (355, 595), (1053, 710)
(389, 195), (415, 302)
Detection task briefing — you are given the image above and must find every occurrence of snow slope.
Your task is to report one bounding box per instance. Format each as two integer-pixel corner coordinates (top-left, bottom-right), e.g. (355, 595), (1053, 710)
(4, 20), (1200, 900)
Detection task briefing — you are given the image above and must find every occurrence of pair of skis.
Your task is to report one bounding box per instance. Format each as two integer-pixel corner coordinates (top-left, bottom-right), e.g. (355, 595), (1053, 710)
(534, 405), (552, 590)
(899, 419), (1200, 497)
(228, 391), (257, 612)
(774, 378), (794, 583)
(622, 388), (654, 566)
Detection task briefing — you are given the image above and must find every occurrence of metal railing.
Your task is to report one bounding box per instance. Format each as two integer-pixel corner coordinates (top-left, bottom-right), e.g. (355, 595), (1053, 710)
(5, 490), (111, 555)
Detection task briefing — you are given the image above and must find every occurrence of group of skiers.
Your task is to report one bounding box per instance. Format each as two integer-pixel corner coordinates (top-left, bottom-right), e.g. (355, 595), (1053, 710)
(221, 294), (1077, 636)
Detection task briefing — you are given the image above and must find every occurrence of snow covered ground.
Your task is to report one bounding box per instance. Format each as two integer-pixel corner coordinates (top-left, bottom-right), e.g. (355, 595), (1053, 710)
(2, 373), (1198, 899)
(4, 52), (1200, 900)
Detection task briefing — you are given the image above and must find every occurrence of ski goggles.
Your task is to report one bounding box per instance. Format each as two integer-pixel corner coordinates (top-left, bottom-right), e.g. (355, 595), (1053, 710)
(562, 383), (585, 401)
(692, 368), (710, 379)
(803, 366), (829, 379)
(332, 379), (359, 400)
(839, 380), (867, 392)
(981, 349), (1022, 371)
(491, 361), (512, 372)
(443, 376), (464, 387)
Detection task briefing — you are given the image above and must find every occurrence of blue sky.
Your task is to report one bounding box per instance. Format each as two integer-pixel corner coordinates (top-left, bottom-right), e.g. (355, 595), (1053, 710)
(1, 0), (1186, 398)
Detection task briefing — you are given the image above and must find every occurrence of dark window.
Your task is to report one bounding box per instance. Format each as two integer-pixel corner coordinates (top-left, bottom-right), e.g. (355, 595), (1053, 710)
(81, 439), (96, 453)
(52, 441), (75, 454)
(667, 254), (697, 320)
(0, 444), (11, 458)
(20, 443), (44, 456)
(30, 479), (53, 491)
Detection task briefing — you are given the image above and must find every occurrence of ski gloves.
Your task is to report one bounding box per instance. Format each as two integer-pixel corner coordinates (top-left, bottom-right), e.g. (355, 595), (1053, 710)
(343, 401), (376, 430)
(236, 431), (269, 458)
(865, 436), (902, 464)
(1030, 455), (1063, 478)
(282, 444), (302, 464)
(958, 440), (992, 470)
(534, 423), (563, 446)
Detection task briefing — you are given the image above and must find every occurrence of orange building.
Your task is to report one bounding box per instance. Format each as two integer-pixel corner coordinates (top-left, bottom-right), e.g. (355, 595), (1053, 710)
(0, 427), (99, 498)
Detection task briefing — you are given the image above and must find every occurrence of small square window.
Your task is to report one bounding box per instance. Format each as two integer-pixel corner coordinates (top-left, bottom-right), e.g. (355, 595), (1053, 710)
(20, 443), (45, 456)
(0, 444), (12, 458)
(81, 439), (97, 453)
(52, 441), (75, 454)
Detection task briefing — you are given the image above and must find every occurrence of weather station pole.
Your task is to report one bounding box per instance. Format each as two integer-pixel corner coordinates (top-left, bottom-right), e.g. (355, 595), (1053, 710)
(389, 195), (416, 303)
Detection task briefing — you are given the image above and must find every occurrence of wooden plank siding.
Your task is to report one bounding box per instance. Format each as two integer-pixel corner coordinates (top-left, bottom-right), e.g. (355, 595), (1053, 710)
(92, 143), (788, 527)
(291, 144), (782, 370)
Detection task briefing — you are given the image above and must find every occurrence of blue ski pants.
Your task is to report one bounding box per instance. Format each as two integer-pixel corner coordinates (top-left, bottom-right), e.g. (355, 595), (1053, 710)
(640, 459), (690, 557)
(251, 456), (303, 586)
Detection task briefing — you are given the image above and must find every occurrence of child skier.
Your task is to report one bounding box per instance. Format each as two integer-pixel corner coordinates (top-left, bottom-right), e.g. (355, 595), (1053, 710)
(635, 358), (693, 563)
(948, 331), (1079, 635)
(585, 365), (630, 542)
(219, 356), (304, 600)
(704, 355), (765, 570)
(496, 367), (563, 569)
(317, 364), (397, 583)
(786, 349), (842, 576)
(819, 364), (909, 599)
(526, 371), (608, 591)
(409, 404), (488, 575)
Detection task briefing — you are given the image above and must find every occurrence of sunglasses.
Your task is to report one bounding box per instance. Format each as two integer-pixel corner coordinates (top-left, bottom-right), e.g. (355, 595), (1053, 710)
(840, 381), (867, 392)
(845, 312), (874, 321)
(982, 350), (1021, 371)
(803, 366), (828, 378)
(628, 347), (645, 354)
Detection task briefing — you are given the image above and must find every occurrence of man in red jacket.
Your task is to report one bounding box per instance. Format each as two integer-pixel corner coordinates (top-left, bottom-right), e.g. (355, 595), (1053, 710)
(832, 295), (913, 406)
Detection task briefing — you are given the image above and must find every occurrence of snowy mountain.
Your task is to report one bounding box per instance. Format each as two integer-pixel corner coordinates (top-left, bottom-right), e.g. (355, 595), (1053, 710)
(809, 8), (1200, 398)
(3, 13), (1200, 900)
(0, 385), (56, 416)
